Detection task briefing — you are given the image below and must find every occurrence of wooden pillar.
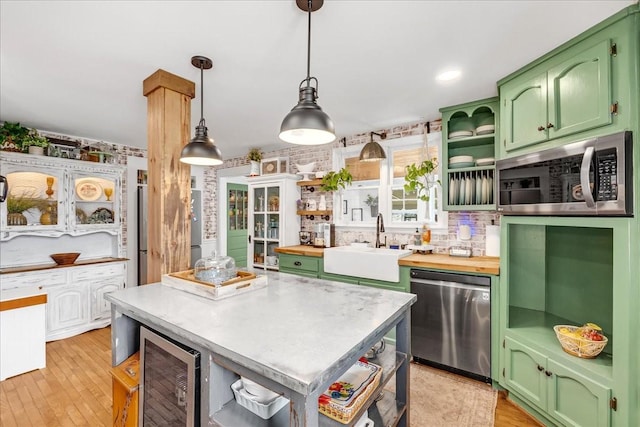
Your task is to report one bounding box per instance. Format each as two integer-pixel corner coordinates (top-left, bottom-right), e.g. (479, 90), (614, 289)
(143, 69), (196, 284)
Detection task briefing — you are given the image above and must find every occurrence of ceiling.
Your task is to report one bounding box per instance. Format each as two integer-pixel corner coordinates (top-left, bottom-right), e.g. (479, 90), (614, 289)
(1, 1), (634, 159)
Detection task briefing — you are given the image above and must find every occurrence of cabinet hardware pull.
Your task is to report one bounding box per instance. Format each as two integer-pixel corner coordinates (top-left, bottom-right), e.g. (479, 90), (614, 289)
(294, 261), (302, 266)
(537, 365), (544, 372)
(545, 370), (552, 377)
(546, 123), (554, 129)
(537, 126), (546, 131)
(610, 397), (617, 410)
(610, 102), (618, 115)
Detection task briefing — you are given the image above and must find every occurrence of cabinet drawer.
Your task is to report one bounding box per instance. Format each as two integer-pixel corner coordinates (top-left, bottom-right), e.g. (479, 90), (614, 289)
(1, 270), (67, 290)
(71, 263), (125, 282)
(279, 254), (319, 273)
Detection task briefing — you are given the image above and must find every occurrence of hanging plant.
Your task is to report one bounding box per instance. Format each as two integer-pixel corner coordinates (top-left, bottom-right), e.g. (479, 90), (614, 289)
(320, 167), (353, 192)
(404, 159), (440, 201)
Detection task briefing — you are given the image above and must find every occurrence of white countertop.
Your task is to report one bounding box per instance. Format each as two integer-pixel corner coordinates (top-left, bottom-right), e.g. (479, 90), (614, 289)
(106, 271), (416, 396)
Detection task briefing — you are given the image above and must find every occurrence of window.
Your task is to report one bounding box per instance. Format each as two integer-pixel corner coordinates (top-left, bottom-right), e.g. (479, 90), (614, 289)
(332, 132), (446, 229)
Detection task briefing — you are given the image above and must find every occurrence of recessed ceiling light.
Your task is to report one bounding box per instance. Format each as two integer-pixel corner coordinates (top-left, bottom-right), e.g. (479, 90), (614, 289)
(436, 69), (462, 82)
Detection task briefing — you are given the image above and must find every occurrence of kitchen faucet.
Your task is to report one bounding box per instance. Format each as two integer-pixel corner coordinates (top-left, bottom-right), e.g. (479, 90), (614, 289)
(376, 213), (386, 248)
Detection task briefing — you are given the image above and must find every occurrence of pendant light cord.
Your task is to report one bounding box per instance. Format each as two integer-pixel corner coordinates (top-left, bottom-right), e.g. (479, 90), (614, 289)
(305, 0), (312, 88)
(199, 62), (205, 126)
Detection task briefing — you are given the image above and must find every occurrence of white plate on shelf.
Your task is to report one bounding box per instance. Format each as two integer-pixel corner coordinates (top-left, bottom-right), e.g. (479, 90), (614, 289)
(476, 157), (495, 166)
(449, 162), (475, 169)
(475, 124), (495, 135)
(476, 176), (482, 204)
(459, 178), (466, 205)
(449, 155), (474, 164)
(448, 130), (474, 139)
(467, 177), (474, 205)
(449, 177), (456, 205)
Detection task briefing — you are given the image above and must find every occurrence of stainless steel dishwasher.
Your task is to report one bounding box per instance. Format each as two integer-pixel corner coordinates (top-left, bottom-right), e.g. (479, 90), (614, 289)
(410, 269), (491, 382)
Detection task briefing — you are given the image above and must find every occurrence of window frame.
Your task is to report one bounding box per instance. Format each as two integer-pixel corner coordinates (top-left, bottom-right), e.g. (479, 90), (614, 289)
(331, 132), (446, 231)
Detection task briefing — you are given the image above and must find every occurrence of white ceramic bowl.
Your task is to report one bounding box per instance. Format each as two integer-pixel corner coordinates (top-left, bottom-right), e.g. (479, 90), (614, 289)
(241, 377), (280, 403)
(295, 162), (316, 173)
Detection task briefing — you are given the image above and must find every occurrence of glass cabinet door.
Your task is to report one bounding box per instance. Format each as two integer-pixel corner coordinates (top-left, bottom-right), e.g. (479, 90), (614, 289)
(2, 168), (66, 231)
(71, 172), (118, 228)
(250, 184), (282, 270)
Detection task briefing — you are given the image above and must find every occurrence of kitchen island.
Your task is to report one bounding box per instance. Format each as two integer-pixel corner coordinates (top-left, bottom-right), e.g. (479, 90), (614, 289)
(106, 271), (416, 426)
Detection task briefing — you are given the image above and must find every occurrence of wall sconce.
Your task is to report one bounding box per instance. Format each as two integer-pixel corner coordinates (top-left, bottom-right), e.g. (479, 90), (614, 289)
(359, 131), (387, 162)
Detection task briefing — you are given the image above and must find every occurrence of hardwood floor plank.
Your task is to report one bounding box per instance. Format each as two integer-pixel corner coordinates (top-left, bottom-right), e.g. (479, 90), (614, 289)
(0, 326), (541, 426)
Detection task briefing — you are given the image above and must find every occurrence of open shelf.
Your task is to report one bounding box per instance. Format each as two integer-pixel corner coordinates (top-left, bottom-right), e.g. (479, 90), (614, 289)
(297, 179), (323, 187)
(446, 133), (495, 149)
(507, 306), (613, 386)
(211, 344), (408, 427)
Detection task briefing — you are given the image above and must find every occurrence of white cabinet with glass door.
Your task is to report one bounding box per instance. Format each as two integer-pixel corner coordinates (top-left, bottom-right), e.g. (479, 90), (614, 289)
(247, 174), (300, 270)
(70, 171), (120, 230)
(333, 133), (444, 231)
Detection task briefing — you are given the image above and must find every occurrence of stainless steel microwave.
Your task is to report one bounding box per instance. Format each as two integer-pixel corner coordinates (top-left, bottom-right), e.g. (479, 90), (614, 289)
(496, 131), (632, 216)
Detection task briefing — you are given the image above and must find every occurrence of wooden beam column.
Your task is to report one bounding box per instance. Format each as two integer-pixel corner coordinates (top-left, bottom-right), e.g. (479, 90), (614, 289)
(143, 69), (196, 284)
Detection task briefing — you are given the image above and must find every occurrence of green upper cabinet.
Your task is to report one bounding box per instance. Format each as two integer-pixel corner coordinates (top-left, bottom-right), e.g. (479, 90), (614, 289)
(501, 72), (548, 150)
(440, 97), (499, 211)
(547, 39), (612, 140)
(500, 38), (613, 155)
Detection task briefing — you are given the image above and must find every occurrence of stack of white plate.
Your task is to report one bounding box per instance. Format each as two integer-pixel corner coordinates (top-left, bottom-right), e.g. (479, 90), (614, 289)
(475, 124), (495, 135)
(449, 155), (475, 169)
(448, 130), (474, 139)
(476, 157), (495, 166)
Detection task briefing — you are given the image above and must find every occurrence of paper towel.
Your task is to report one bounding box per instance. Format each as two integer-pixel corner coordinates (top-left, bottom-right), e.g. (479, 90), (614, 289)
(485, 225), (500, 257)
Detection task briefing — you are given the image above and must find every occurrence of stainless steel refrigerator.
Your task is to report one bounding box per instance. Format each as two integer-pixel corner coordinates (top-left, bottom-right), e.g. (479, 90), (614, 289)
(138, 187), (202, 285)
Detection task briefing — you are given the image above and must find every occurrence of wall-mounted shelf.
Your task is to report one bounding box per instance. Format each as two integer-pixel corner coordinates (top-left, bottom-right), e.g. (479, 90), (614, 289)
(297, 210), (331, 220)
(296, 179), (324, 192)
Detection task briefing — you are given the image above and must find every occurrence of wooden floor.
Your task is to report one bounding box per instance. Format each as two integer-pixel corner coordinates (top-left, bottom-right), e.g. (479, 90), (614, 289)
(1, 327), (541, 426)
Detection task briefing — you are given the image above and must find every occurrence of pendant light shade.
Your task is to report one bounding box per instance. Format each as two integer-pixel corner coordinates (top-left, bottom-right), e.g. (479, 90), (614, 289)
(359, 131), (387, 162)
(279, 0), (335, 145)
(180, 55), (223, 166)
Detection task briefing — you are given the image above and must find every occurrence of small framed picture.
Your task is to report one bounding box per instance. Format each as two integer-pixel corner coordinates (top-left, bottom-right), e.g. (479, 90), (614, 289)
(343, 200), (348, 215)
(351, 208), (363, 222)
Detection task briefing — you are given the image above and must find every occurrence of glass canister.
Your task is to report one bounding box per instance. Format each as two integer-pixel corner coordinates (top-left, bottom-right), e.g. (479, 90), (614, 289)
(194, 251), (237, 286)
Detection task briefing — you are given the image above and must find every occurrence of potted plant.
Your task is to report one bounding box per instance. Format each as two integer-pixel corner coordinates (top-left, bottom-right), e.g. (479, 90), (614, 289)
(247, 148), (262, 176)
(364, 194), (379, 217)
(6, 190), (42, 226)
(0, 122), (29, 152)
(320, 167), (353, 192)
(22, 129), (49, 155)
(403, 159), (440, 201)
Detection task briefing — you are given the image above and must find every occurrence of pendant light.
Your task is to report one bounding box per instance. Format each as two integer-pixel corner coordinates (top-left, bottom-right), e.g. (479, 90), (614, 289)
(279, 0), (335, 145)
(359, 131), (387, 162)
(180, 55), (223, 166)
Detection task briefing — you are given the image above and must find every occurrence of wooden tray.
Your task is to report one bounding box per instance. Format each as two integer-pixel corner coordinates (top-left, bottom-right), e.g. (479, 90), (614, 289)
(169, 269), (256, 287)
(162, 269), (267, 301)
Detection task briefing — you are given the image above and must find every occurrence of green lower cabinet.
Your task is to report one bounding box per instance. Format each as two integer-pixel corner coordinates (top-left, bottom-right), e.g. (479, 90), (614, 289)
(318, 271), (359, 285)
(504, 336), (612, 427)
(278, 254), (321, 278)
(547, 359), (611, 427)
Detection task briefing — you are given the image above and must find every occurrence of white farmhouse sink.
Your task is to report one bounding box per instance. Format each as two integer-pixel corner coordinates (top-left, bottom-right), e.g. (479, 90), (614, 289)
(323, 246), (412, 282)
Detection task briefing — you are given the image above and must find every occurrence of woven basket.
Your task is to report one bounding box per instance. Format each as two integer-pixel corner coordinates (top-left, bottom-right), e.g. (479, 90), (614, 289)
(553, 325), (608, 359)
(318, 362), (382, 424)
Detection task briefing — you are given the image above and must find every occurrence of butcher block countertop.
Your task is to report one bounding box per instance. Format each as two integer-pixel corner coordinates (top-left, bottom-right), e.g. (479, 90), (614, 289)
(399, 253), (500, 275)
(275, 245), (499, 275)
(0, 257), (129, 275)
(274, 245), (324, 257)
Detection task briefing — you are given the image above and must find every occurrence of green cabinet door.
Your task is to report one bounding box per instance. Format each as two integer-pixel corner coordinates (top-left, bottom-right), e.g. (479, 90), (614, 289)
(279, 253), (320, 278)
(547, 359), (611, 427)
(501, 72), (548, 152)
(547, 39), (612, 140)
(227, 183), (248, 267)
(504, 337), (547, 410)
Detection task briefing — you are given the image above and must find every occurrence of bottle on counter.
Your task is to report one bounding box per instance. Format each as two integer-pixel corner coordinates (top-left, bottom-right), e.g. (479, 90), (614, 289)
(421, 224), (431, 245)
(414, 228), (422, 246)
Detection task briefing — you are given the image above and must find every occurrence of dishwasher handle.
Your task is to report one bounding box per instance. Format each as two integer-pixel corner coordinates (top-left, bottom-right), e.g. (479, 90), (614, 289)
(410, 277), (490, 294)
(410, 269), (490, 287)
